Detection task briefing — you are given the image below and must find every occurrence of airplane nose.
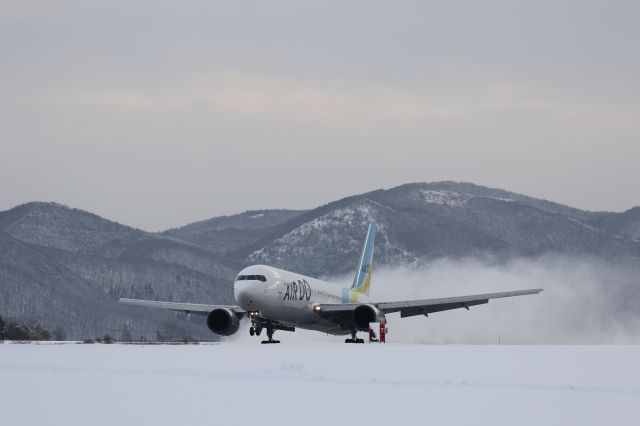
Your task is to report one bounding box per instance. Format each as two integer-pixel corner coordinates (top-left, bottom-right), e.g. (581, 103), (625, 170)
(234, 281), (256, 309)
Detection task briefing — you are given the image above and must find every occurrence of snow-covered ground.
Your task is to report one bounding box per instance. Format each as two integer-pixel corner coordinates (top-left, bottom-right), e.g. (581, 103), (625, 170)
(1, 343), (639, 426)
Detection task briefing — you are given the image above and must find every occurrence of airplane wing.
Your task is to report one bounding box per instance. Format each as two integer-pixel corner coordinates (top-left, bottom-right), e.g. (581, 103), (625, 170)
(118, 298), (245, 316)
(317, 289), (542, 318)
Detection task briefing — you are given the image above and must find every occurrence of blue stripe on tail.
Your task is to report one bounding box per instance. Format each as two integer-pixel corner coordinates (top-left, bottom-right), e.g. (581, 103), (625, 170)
(351, 221), (376, 296)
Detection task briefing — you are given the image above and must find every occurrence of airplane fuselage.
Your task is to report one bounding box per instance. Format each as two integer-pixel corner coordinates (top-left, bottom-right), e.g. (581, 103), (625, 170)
(234, 265), (369, 335)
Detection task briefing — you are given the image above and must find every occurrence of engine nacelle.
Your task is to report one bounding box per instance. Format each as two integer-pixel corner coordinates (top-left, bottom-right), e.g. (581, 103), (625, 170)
(207, 308), (240, 336)
(352, 304), (386, 331)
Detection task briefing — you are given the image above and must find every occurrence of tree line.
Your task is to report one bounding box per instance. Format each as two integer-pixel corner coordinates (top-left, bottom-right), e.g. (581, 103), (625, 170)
(0, 314), (53, 341)
(0, 314), (211, 343)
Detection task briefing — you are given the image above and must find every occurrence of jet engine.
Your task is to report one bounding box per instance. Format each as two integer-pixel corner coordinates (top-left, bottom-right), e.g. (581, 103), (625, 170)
(207, 308), (241, 336)
(352, 304), (386, 331)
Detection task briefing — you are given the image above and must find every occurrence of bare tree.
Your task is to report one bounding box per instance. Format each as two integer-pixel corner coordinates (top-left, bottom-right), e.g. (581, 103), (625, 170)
(0, 314), (5, 340)
(120, 323), (132, 342)
(52, 326), (66, 341)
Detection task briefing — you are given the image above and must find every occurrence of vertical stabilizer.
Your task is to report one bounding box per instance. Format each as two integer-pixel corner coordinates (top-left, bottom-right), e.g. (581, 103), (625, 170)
(351, 221), (377, 297)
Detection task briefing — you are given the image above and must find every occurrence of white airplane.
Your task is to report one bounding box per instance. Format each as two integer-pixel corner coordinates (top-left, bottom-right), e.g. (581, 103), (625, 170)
(120, 222), (542, 343)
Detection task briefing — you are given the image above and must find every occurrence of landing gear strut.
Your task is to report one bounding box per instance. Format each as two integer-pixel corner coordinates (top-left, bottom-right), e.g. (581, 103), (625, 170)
(345, 329), (364, 344)
(250, 316), (293, 343)
(261, 324), (280, 344)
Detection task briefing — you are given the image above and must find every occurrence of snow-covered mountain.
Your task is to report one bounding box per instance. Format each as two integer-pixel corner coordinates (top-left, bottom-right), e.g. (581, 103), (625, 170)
(0, 203), (241, 340)
(163, 209), (304, 255)
(1, 182), (639, 339)
(244, 182), (640, 277)
(0, 202), (147, 254)
(589, 207), (640, 243)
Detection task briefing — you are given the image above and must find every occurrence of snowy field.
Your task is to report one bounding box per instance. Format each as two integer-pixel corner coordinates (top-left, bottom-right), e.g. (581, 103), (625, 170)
(1, 343), (639, 426)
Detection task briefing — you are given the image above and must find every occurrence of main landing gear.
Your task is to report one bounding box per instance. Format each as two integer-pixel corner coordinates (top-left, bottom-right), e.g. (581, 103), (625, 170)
(345, 329), (364, 344)
(261, 326), (280, 344)
(249, 316), (294, 344)
(250, 321), (278, 344)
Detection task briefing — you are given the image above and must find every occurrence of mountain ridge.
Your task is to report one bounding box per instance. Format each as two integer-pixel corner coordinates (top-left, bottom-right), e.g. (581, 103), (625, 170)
(1, 182), (639, 339)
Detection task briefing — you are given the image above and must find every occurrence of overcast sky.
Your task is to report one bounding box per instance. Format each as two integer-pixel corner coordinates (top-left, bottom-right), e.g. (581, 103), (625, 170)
(1, 1), (638, 230)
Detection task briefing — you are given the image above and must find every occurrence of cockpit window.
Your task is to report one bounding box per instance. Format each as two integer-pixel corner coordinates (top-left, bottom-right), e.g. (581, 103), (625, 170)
(235, 274), (267, 282)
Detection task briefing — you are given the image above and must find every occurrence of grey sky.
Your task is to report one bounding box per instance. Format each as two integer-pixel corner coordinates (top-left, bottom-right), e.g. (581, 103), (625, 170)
(1, 1), (638, 231)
